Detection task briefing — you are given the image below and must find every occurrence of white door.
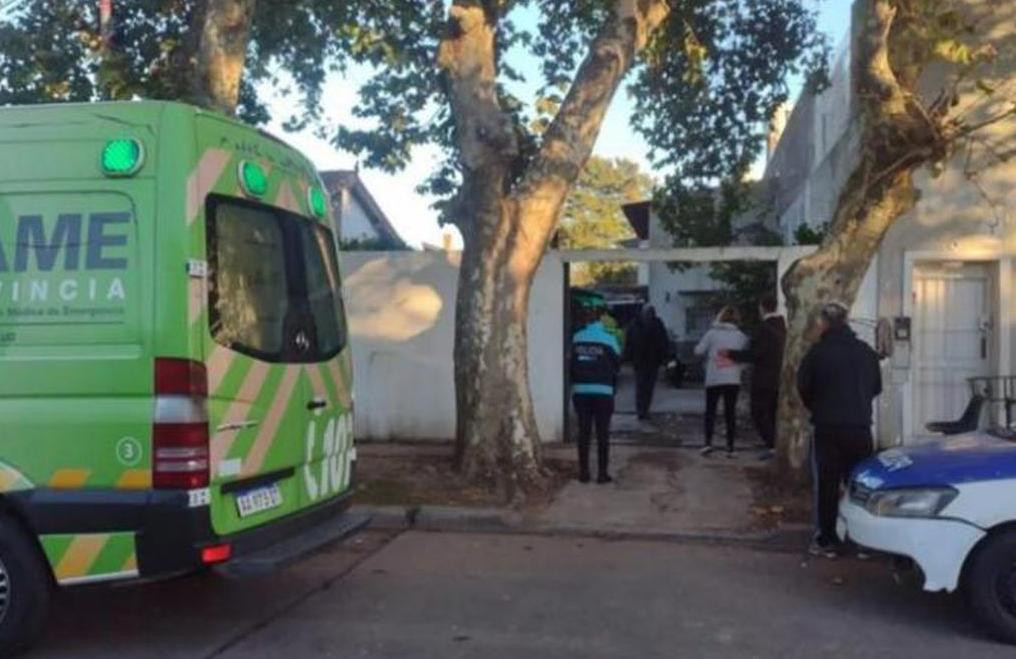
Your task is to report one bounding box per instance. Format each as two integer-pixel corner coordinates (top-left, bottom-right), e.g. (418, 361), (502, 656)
(912, 263), (994, 437)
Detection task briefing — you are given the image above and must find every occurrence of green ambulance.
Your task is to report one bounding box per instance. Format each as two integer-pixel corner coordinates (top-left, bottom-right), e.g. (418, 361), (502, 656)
(0, 101), (366, 652)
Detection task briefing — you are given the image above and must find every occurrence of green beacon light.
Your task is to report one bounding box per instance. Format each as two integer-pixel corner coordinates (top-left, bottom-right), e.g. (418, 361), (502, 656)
(308, 186), (327, 218)
(101, 138), (143, 176)
(239, 160), (268, 197)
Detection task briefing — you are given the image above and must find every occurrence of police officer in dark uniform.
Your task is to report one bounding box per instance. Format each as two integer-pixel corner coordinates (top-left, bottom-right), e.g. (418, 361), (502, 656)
(570, 305), (621, 483)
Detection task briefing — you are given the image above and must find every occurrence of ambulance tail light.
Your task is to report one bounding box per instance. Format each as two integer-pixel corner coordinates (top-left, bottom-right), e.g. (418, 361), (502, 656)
(153, 358), (209, 489)
(201, 543), (232, 565)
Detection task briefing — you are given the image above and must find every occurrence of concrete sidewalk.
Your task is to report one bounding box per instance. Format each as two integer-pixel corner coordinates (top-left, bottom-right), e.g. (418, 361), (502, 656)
(531, 445), (765, 538)
(353, 440), (807, 549)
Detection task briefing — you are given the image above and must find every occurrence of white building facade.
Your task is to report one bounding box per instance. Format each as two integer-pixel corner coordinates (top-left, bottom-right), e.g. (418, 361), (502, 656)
(765, 0), (1016, 446)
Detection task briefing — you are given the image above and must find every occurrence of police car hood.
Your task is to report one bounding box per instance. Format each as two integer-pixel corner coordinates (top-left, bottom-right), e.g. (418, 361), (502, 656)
(853, 432), (1016, 489)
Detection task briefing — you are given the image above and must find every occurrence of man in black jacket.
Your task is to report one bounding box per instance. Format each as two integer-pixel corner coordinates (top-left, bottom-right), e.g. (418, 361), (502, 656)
(727, 294), (786, 458)
(624, 305), (670, 420)
(797, 302), (882, 557)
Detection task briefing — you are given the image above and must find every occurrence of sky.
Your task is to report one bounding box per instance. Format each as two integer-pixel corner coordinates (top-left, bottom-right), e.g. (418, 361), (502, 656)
(261, 0), (854, 249)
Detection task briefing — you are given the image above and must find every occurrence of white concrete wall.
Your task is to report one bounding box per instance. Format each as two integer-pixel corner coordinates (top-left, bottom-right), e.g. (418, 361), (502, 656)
(647, 263), (724, 341)
(339, 250), (565, 442)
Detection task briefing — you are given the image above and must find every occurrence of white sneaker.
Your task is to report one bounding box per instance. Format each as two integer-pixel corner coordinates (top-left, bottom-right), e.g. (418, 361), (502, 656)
(700, 446), (714, 456)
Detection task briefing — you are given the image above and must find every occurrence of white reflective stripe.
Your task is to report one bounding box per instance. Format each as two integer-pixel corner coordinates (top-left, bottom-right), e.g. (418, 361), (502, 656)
(58, 569), (139, 586)
(154, 395), (208, 424)
(155, 459), (208, 472)
(155, 447), (207, 459)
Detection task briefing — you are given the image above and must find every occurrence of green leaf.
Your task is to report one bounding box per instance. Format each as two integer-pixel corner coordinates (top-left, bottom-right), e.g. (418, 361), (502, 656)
(934, 39), (972, 65)
(976, 78), (997, 95)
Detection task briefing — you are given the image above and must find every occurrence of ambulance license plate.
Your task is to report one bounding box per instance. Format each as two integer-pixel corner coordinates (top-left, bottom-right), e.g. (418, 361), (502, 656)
(235, 483), (282, 518)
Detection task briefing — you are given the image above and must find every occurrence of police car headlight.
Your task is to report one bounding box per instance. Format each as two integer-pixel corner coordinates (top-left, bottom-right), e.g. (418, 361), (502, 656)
(864, 487), (958, 518)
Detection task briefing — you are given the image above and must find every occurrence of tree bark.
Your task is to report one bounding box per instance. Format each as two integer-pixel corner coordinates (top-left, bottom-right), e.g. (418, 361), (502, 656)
(439, 0), (671, 498)
(190, 0), (256, 115)
(776, 0), (940, 475)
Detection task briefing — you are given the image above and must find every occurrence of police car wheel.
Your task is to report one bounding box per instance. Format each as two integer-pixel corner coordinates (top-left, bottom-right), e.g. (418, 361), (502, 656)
(0, 514), (51, 655)
(965, 529), (1016, 645)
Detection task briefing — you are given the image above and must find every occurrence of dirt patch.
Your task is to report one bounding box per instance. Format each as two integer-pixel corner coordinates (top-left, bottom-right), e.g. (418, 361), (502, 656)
(743, 465), (812, 530)
(354, 450), (573, 508)
(625, 450), (687, 471)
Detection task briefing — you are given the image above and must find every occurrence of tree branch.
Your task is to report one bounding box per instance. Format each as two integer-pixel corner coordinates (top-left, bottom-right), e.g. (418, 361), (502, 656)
(515, 0), (671, 215)
(947, 105), (1016, 141)
(191, 0), (256, 115)
(437, 1), (518, 171)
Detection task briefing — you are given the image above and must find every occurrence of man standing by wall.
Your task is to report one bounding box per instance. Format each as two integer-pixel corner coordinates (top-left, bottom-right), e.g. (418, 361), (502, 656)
(797, 302), (882, 557)
(624, 305), (670, 420)
(727, 294), (786, 459)
(571, 306), (622, 483)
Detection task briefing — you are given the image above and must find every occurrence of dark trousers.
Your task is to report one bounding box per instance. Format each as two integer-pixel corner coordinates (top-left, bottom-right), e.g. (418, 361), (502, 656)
(705, 384), (740, 451)
(813, 426), (874, 542)
(573, 394), (613, 477)
(750, 387), (779, 449)
(634, 367), (659, 418)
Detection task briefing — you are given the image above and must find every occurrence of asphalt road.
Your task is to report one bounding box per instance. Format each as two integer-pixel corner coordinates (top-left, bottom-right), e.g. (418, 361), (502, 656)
(24, 530), (1014, 658)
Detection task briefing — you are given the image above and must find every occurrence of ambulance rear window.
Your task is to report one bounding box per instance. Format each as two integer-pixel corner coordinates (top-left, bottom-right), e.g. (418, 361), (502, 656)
(206, 195), (346, 363)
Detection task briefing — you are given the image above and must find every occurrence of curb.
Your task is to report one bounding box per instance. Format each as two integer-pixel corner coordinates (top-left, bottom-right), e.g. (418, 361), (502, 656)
(350, 504), (813, 553)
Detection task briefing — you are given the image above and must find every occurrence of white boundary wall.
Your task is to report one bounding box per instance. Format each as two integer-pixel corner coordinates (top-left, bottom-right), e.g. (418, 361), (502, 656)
(339, 250), (565, 442)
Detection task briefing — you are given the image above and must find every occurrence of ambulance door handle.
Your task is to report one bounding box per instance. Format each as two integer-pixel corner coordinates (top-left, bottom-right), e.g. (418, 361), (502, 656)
(307, 398), (328, 411)
(217, 420), (259, 432)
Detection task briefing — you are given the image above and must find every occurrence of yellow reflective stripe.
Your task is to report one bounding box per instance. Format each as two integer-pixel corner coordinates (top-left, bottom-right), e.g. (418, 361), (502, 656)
(55, 535), (108, 581)
(187, 276), (205, 327)
(305, 364), (329, 402)
(274, 179), (300, 213)
(211, 360), (270, 469)
(186, 148), (232, 225)
(0, 463), (30, 492)
(0, 470), (17, 491)
(328, 359), (352, 408)
(49, 469), (90, 489)
(242, 365), (301, 476)
(207, 343), (237, 395)
(116, 469), (151, 490)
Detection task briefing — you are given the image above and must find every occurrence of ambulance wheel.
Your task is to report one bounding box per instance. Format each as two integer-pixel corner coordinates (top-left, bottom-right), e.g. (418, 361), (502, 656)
(0, 514), (51, 656)
(965, 528), (1016, 645)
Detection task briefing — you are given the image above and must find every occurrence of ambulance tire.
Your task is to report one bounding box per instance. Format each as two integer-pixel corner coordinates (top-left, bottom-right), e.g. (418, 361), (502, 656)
(965, 528), (1016, 645)
(0, 514), (51, 656)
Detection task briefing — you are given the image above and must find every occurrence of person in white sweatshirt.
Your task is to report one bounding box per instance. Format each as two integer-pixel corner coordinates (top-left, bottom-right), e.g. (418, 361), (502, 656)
(694, 306), (749, 457)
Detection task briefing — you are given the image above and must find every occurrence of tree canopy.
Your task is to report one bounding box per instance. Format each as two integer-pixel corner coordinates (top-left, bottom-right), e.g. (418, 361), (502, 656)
(558, 156), (652, 287)
(2, 0), (825, 222)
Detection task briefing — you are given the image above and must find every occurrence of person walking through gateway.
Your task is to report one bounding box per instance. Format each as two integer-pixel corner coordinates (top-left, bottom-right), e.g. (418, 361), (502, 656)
(797, 302), (882, 558)
(694, 306), (748, 457)
(571, 305), (621, 483)
(624, 305), (670, 420)
(726, 294), (786, 459)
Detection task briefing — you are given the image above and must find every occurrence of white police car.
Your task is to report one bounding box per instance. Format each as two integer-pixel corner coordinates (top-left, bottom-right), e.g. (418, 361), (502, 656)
(838, 431), (1016, 644)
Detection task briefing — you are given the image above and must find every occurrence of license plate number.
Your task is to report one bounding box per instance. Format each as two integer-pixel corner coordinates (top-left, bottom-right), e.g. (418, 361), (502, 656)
(235, 483), (282, 518)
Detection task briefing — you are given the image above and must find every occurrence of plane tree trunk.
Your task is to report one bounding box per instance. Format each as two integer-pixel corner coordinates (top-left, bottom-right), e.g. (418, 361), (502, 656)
(438, 0), (671, 498)
(776, 0), (946, 474)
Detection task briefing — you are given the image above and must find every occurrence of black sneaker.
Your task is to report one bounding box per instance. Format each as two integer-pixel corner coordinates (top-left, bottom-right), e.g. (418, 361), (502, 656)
(808, 537), (840, 559)
(578, 472), (591, 483)
(596, 473), (613, 484)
